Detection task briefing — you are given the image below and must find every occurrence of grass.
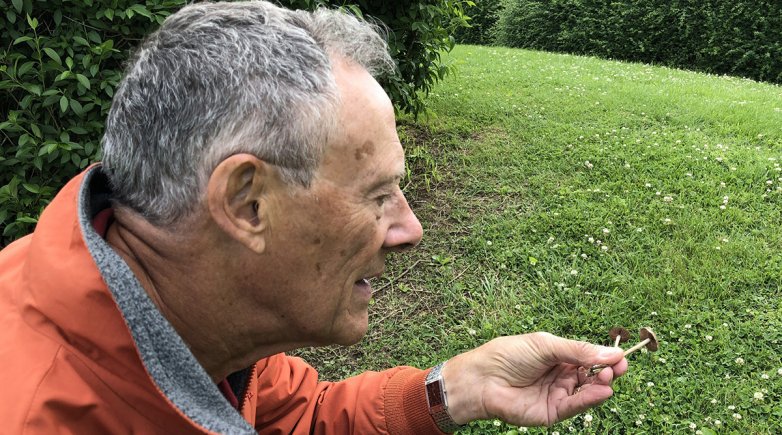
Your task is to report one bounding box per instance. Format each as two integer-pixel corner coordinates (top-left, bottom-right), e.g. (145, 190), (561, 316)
(293, 45), (782, 433)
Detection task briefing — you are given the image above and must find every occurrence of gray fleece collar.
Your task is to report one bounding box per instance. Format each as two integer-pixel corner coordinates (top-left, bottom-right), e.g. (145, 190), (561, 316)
(78, 165), (255, 434)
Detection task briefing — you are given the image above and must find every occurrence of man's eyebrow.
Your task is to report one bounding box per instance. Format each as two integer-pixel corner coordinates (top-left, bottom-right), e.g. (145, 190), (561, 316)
(368, 169), (405, 192)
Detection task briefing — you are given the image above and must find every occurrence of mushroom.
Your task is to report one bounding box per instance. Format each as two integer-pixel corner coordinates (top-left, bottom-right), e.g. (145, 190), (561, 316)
(586, 327), (659, 377)
(609, 326), (630, 347)
(623, 327), (659, 356)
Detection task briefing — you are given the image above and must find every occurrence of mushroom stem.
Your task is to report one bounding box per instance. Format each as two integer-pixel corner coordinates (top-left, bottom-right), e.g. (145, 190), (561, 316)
(614, 335), (622, 347)
(623, 338), (651, 356)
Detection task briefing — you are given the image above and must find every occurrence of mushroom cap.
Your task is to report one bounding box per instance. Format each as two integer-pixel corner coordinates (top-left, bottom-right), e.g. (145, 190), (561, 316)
(609, 327), (630, 343)
(639, 327), (659, 351)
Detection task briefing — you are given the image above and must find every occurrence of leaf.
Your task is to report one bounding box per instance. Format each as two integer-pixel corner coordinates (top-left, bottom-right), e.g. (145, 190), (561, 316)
(73, 36), (89, 47)
(53, 9), (62, 26)
(70, 126), (88, 134)
(30, 123), (41, 138)
(22, 183), (39, 194)
(128, 4), (153, 19)
(6, 10), (16, 23)
(12, 0), (22, 13)
(22, 83), (41, 96)
(17, 61), (35, 77)
(13, 36), (33, 45)
(43, 47), (62, 65)
(59, 95), (68, 113)
(76, 74), (91, 90)
(69, 98), (83, 116)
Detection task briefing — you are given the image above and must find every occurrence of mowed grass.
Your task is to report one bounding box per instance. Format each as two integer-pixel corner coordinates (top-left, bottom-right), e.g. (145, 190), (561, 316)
(294, 45), (782, 433)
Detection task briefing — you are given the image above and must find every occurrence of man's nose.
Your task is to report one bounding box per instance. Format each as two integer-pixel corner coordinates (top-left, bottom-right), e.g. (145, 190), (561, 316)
(383, 194), (423, 252)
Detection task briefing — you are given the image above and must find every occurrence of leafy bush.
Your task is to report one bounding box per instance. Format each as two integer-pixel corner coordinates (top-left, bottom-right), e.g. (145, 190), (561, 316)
(0, 0), (468, 246)
(495, 0), (782, 84)
(454, 0), (503, 45)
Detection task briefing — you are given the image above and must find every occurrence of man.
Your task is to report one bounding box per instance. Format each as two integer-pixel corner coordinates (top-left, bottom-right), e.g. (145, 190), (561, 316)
(0, 1), (627, 433)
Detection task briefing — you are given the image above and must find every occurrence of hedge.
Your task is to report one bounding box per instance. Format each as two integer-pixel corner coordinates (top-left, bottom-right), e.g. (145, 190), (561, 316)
(494, 0), (782, 84)
(0, 0), (468, 246)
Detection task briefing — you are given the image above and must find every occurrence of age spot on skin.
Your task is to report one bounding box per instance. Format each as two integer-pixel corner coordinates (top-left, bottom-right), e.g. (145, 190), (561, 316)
(315, 263), (322, 273)
(354, 140), (376, 161)
(313, 237), (322, 245)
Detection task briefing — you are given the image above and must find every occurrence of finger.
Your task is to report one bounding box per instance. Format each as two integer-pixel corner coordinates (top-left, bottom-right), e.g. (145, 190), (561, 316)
(610, 357), (629, 378)
(556, 384), (615, 421)
(534, 332), (625, 367)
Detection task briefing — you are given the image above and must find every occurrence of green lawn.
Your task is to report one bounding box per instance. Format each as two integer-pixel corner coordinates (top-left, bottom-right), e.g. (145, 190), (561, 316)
(296, 45), (782, 433)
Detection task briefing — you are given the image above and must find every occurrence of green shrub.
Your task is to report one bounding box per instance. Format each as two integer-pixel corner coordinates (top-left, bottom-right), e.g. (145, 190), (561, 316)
(495, 0), (782, 84)
(454, 0), (503, 45)
(0, 0), (468, 246)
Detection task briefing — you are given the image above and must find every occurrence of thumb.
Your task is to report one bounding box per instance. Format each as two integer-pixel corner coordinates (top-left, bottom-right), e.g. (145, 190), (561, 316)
(535, 333), (624, 367)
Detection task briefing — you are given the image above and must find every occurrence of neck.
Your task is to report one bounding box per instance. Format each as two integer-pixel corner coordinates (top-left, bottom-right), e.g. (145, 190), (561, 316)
(105, 208), (307, 382)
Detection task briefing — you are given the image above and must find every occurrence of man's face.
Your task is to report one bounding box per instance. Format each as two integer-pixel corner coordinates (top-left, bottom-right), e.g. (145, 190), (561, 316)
(257, 59), (423, 346)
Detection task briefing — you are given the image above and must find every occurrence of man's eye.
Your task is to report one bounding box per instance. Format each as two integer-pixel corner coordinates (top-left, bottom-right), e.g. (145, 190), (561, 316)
(375, 194), (391, 206)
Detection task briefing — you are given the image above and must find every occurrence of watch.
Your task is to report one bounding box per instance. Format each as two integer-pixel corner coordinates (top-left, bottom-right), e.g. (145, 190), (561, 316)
(425, 361), (462, 433)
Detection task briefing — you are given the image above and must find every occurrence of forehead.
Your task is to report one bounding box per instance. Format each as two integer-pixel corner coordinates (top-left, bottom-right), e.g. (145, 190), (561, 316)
(317, 58), (404, 188)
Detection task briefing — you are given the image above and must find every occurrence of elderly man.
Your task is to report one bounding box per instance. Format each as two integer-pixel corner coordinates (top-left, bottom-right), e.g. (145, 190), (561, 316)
(0, 1), (627, 433)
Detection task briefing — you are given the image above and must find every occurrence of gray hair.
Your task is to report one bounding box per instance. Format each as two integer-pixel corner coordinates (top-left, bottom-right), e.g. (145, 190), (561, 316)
(101, 1), (394, 226)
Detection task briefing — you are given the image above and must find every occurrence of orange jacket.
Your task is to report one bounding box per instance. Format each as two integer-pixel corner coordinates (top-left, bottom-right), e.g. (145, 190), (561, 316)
(0, 166), (443, 434)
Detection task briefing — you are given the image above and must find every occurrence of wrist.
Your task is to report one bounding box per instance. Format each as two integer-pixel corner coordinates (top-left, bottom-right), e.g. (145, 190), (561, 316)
(439, 351), (487, 425)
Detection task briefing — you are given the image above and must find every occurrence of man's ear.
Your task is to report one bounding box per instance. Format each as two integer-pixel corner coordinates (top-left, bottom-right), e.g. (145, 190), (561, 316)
(207, 154), (273, 254)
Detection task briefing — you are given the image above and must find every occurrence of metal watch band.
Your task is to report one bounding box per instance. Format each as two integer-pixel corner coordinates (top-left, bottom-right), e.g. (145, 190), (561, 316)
(425, 361), (462, 433)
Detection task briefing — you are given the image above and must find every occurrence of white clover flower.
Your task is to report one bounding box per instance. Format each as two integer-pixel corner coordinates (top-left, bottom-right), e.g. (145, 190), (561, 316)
(664, 218), (672, 224)
(519, 427), (528, 433)
(467, 328), (477, 336)
(686, 173), (693, 177)
(714, 420), (721, 426)
(706, 335), (713, 341)
(732, 413), (742, 420)
(720, 182), (726, 187)
(588, 237), (595, 243)
(651, 311), (658, 316)
(777, 368), (782, 375)
(696, 431), (703, 435)
(636, 227), (643, 232)
(584, 414), (593, 422)
(645, 183), (652, 188)
(602, 228), (610, 234)
(761, 373), (769, 379)
(547, 236), (555, 244)
(754, 392), (764, 400)
(719, 205), (726, 210)
(689, 422), (697, 429)
(568, 426), (575, 432)
(685, 324), (692, 329)
(635, 420), (642, 426)
(658, 357), (666, 363)
(666, 290), (673, 295)
(584, 161), (594, 169)
(638, 414), (645, 420)
(552, 431), (560, 435)
(647, 382), (654, 387)
(486, 240), (493, 246)
(601, 245), (609, 251)
(723, 323), (729, 327)
(610, 408), (617, 413)
(663, 196), (673, 202)
(767, 180), (773, 185)
(727, 405), (736, 410)
(570, 270), (578, 276)
(710, 399), (717, 404)
(735, 357), (745, 365)
(581, 253), (588, 259)
(493, 420), (501, 427)
(721, 238), (729, 242)
(656, 191), (662, 196)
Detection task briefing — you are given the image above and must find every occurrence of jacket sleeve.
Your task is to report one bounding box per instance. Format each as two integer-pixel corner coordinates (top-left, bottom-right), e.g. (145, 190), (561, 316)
(253, 353), (444, 435)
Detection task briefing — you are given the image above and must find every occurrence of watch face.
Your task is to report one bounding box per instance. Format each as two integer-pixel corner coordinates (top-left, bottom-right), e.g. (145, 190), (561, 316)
(426, 380), (445, 407)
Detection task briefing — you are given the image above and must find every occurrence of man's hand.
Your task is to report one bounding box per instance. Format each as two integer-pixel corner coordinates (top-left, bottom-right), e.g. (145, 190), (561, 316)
(442, 332), (628, 427)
